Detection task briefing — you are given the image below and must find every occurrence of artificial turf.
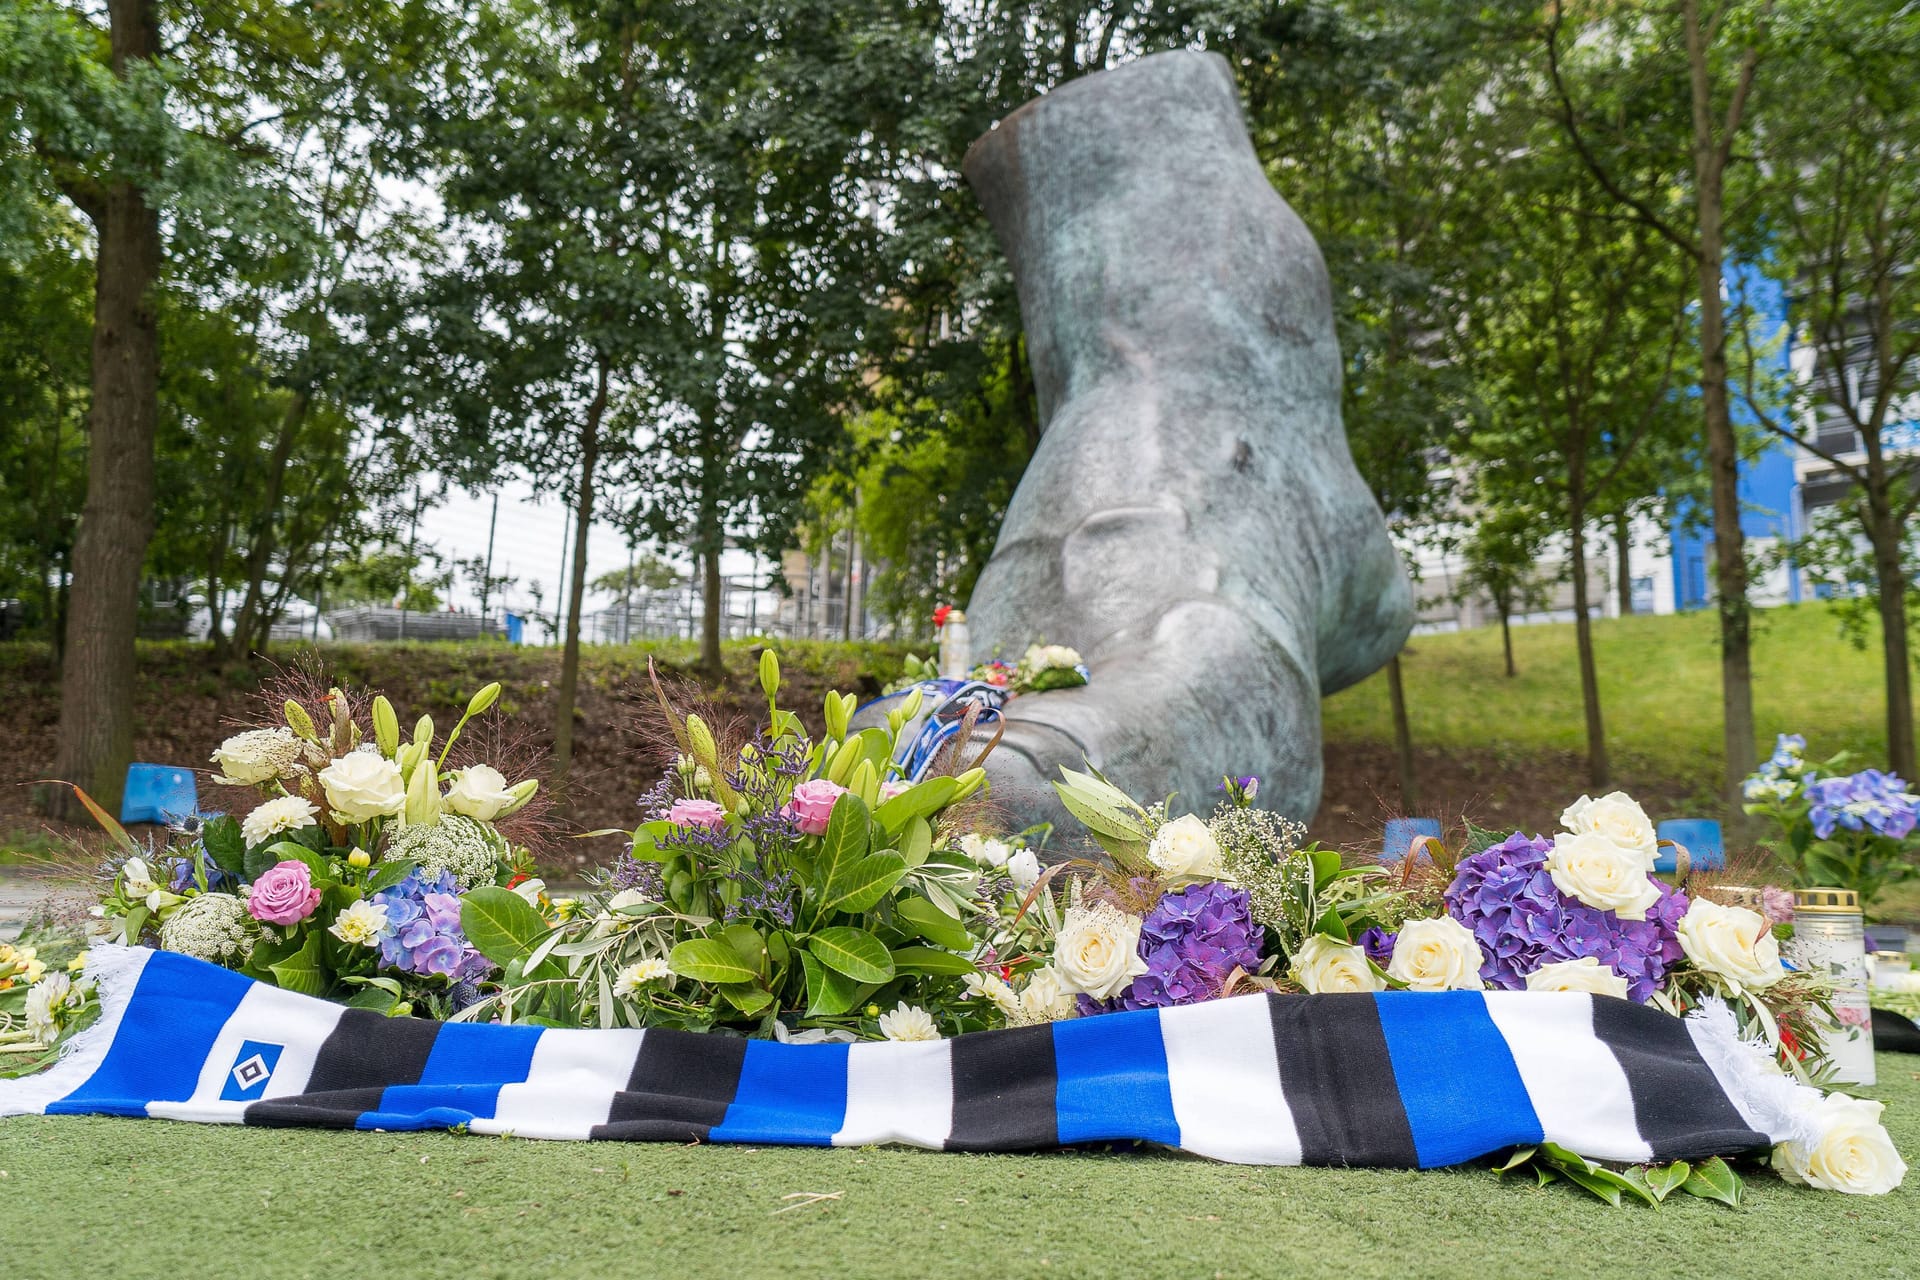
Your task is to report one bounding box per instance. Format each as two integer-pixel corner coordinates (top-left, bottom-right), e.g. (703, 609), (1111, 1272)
(1, 1055), (1913, 1280)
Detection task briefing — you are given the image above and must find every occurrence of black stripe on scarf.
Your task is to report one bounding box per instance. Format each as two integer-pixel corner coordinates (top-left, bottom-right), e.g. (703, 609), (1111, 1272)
(1589, 996), (1770, 1161)
(946, 1023), (1057, 1152)
(591, 1029), (747, 1142)
(1269, 993), (1418, 1167)
(246, 1009), (443, 1129)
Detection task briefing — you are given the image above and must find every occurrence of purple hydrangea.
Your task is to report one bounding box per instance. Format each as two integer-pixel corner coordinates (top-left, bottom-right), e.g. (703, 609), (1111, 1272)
(1807, 769), (1918, 840)
(1443, 832), (1687, 1003)
(371, 868), (492, 983)
(1095, 881), (1264, 1013)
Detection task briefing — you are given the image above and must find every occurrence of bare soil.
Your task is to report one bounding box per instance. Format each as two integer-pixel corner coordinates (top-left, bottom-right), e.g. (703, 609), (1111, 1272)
(0, 641), (1716, 876)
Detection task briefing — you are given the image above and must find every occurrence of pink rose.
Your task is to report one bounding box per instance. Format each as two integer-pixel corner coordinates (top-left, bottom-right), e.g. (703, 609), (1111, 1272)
(668, 798), (728, 830)
(247, 860), (322, 926)
(784, 779), (848, 836)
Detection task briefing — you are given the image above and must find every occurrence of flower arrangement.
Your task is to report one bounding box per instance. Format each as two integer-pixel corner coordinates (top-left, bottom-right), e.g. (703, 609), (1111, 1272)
(73, 679), (543, 1016)
(1743, 733), (1919, 910)
(459, 653), (998, 1040)
(1, 932), (95, 1076)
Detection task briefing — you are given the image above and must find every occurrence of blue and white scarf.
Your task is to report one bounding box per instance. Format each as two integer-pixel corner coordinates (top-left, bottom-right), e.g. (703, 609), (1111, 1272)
(1, 947), (1825, 1166)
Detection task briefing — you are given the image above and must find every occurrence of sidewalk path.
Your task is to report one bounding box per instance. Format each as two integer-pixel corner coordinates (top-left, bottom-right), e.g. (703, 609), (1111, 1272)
(0, 875), (47, 941)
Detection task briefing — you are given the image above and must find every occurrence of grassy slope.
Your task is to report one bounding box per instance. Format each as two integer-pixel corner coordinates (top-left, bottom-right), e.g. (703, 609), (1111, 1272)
(1, 1055), (1914, 1280)
(1322, 601), (1895, 788)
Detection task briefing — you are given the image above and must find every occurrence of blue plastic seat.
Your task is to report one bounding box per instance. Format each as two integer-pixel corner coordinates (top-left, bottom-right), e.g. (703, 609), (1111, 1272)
(1382, 817), (1443, 861)
(119, 764), (202, 825)
(1655, 818), (1724, 874)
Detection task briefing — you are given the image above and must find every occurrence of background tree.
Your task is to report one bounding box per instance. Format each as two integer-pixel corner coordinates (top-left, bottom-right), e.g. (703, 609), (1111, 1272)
(1454, 502), (1553, 678)
(1737, 3), (1920, 778)
(1541, 0), (1777, 807)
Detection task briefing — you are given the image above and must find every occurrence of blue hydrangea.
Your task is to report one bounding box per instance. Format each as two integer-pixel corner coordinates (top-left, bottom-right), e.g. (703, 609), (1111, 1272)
(370, 868), (492, 983)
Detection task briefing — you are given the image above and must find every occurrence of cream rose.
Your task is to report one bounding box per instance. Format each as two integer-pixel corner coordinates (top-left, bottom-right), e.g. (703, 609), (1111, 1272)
(318, 750), (407, 823)
(1292, 935), (1385, 994)
(1524, 956), (1630, 998)
(1547, 831), (1663, 920)
(1559, 791), (1658, 866)
(210, 727), (304, 786)
(444, 764), (518, 821)
(1147, 814), (1226, 880)
(1676, 897), (1785, 990)
(1386, 917), (1485, 991)
(1775, 1094), (1907, 1194)
(1052, 902), (1148, 1001)
(1017, 967), (1079, 1023)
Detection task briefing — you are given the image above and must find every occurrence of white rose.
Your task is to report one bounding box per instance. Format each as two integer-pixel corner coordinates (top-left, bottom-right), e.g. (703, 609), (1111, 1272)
(1676, 898), (1785, 991)
(1292, 935), (1385, 994)
(1547, 831), (1663, 920)
(1147, 814), (1226, 880)
(1385, 917), (1485, 991)
(1775, 1094), (1907, 1195)
(209, 727), (303, 786)
(1525, 956), (1630, 999)
(319, 751), (407, 823)
(1006, 849), (1042, 893)
(1051, 903), (1149, 1001)
(241, 794), (319, 848)
(877, 1002), (942, 1042)
(960, 833), (1011, 869)
(1037, 644), (1081, 669)
(1017, 967), (1079, 1023)
(444, 764), (518, 821)
(1559, 791), (1658, 867)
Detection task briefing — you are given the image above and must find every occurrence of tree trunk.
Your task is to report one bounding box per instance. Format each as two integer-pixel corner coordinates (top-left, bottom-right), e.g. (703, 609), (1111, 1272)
(1501, 613), (1516, 679)
(230, 390), (311, 655)
(700, 546), (723, 675)
(1868, 510), (1915, 780)
(1568, 509), (1609, 787)
(1386, 653), (1418, 811)
(48, 0), (162, 820)
(553, 358), (608, 781)
(1614, 508), (1633, 617)
(1684, 0), (1757, 812)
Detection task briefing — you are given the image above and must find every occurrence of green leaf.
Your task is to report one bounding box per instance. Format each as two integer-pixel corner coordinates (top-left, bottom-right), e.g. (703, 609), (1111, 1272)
(342, 987), (402, 1012)
(201, 816), (247, 875)
(719, 923), (769, 976)
(873, 776), (959, 833)
(800, 950), (861, 1017)
(888, 945), (980, 976)
(667, 938), (760, 985)
(821, 851), (908, 916)
(1492, 1146), (1537, 1174)
(268, 933), (329, 997)
(364, 859), (416, 894)
(1642, 1161), (1690, 1202)
(627, 819), (674, 863)
(899, 816), (933, 868)
(1679, 1156), (1744, 1207)
(895, 896), (974, 950)
(459, 886), (552, 968)
(718, 982), (775, 1017)
(809, 791), (871, 894)
(1618, 1167), (1663, 1209)
(120, 904), (150, 944)
(806, 926), (894, 983)
(245, 840), (332, 884)
(1308, 848), (1344, 890)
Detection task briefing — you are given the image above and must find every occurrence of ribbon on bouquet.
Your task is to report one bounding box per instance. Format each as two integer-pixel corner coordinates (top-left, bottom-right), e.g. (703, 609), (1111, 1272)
(0, 946), (1830, 1170)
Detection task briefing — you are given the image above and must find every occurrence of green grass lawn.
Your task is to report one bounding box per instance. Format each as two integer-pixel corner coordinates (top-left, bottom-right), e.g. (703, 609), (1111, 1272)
(2, 1055), (1915, 1280)
(1324, 601), (1898, 785)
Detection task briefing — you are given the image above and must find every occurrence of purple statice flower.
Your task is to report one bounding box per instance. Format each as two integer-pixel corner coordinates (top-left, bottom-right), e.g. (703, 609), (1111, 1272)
(1444, 832), (1687, 1003)
(1095, 881), (1264, 1012)
(730, 869), (797, 926)
(607, 855), (665, 897)
(1359, 926), (1396, 967)
(1807, 769), (1919, 840)
(372, 868), (492, 983)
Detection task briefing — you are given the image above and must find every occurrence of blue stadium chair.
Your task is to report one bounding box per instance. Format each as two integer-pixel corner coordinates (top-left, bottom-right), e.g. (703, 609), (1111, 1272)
(119, 764), (202, 826)
(1382, 817), (1443, 862)
(1655, 818), (1724, 874)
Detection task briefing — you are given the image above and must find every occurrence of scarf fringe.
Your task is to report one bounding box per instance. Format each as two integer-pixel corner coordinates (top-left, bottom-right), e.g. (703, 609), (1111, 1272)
(0, 945), (150, 1118)
(1684, 996), (1824, 1149)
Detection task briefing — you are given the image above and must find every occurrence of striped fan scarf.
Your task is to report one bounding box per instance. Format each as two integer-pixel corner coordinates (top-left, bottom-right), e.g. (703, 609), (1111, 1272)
(1, 947), (1824, 1166)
